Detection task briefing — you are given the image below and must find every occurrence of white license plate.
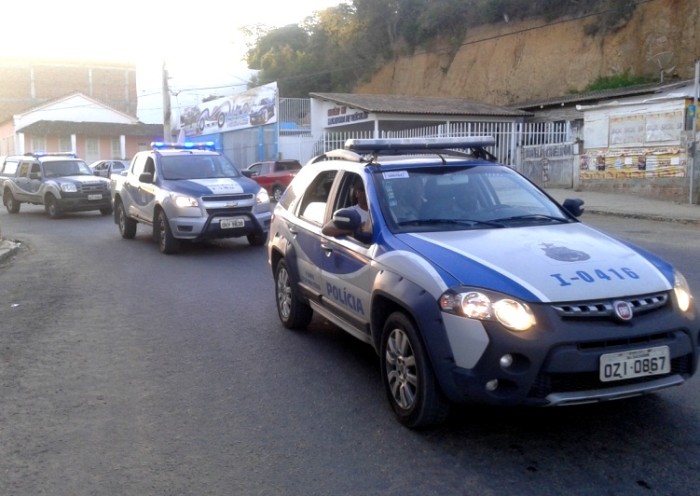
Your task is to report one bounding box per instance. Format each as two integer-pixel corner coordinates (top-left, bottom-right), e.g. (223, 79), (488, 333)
(220, 218), (245, 229)
(87, 194), (103, 201)
(599, 346), (670, 382)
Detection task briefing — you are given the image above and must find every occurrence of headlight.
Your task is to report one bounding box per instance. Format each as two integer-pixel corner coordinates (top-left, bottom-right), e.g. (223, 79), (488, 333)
(60, 183), (77, 193)
(673, 270), (693, 313)
(256, 188), (270, 204)
(440, 290), (536, 332)
(174, 195), (199, 208)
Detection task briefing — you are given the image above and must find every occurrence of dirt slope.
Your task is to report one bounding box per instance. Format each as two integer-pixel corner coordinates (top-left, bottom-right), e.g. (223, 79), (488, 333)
(355, 0), (699, 105)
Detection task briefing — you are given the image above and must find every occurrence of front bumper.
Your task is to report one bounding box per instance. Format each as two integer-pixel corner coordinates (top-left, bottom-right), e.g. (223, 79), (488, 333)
(57, 193), (112, 211)
(435, 298), (699, 406)
(169, 210), (272, 240)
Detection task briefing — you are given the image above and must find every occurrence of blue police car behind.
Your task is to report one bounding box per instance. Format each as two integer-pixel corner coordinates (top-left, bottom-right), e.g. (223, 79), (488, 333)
(267, 137), (699, 428)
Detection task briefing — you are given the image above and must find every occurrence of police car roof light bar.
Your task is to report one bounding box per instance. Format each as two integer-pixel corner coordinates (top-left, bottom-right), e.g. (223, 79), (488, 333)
(344, 136), (496, 154)
(25, 151), (78, 158)
(151, 141), (216, 151)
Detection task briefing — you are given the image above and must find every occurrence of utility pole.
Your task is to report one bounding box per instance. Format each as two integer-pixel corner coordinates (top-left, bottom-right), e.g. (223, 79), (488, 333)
(690, 59), (699, 204)
(162, 61), (172, 141)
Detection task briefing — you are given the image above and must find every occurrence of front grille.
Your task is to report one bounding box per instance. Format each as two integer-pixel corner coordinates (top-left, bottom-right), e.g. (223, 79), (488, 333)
(528, 354), (692, 399)
(553, 292), (668, 319)
(201, 194), (253, 202)
(206, 207), (253, 216)
(79, 182), (109, 194)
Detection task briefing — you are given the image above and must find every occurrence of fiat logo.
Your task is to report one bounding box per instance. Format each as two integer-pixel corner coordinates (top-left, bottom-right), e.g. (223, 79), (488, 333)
(613, 300), (634, 321)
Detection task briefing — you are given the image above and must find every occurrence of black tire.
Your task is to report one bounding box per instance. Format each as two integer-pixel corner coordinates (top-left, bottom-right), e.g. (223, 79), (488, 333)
(272, 185), (284, 203)
(116, 201), (137, 239)
(99, 206), (113, 216)
(45, 194), (62, 218)
(247, 231), (267, 246)
(156, 209), (180, 254)
(274, 259), (313, 329)
(4, 191), (20, 213)
(380, 311), (450, 428)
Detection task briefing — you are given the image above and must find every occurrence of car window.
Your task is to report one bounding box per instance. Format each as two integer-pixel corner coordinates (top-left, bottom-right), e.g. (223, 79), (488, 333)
(2, 159), (19, 175)
(376, 165), (567, 232)
(298, 170), (337, 225)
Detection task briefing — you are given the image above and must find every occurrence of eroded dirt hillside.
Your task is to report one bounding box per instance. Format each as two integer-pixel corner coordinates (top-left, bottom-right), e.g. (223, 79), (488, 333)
(355, 0), (699, 105)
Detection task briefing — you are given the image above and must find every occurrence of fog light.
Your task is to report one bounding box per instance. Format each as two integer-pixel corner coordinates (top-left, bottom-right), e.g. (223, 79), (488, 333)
(499, 354), (513, 369)
(485, 379), (499, 391)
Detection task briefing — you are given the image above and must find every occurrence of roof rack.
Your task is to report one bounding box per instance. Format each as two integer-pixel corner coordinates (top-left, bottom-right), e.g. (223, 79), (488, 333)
(345, 137), (495, 153)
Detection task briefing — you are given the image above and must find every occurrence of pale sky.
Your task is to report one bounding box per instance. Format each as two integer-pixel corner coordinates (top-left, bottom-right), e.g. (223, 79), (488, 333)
(3, 0), (346, 122)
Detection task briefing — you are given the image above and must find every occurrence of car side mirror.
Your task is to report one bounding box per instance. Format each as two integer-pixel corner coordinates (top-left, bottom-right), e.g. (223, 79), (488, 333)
(331, 207), (362, 231)
(241, 170), (253, 178)
(139, 172), (154, 183)
(563, 198), (584, 217)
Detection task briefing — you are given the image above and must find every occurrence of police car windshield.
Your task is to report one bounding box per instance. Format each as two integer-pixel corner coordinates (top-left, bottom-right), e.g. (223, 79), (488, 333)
(379, 165), (570, 232)
(160, 155), (240, 180)
(43, 160), (92, 177)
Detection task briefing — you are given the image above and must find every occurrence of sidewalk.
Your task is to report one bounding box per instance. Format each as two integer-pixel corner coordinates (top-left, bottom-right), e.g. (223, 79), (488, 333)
(546, 188), (700, 225)
(1, 189), (699, 264)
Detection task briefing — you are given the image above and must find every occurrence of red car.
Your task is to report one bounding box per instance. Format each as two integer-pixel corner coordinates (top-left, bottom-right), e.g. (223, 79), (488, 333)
(242, 159), (302, 202)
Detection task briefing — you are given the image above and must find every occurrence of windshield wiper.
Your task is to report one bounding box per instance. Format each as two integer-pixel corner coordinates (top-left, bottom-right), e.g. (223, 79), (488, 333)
(492, 214), (570, 224)
(398, 218), (505, 228)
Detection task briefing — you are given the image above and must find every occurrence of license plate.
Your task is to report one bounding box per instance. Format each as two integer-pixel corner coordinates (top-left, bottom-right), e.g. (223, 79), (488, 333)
(87, 194), (103, 200)
(220, 218), (245, 229)
(599, 346), (670, 382)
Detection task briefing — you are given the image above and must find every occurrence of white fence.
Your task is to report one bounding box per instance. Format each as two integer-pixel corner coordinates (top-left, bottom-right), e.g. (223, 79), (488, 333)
(279, 120), (572, 170)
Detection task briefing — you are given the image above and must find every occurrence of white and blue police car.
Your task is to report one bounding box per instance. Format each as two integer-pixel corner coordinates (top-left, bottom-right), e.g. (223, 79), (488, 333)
(267, 137), (698, 428)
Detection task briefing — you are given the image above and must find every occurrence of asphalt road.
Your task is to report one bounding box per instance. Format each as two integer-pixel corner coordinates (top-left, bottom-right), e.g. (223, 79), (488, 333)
(0, 205), (699, 496)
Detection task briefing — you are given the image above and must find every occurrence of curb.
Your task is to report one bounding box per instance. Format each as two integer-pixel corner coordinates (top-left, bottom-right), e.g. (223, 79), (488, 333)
(0, 239), (21, 264)
(582, 208), (700, 225)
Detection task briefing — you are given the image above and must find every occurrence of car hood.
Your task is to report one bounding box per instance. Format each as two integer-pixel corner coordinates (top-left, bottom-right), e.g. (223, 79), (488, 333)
(164, 177), (257, 196)
(56, 175), (110, 185)
(395, 223), (673, 303)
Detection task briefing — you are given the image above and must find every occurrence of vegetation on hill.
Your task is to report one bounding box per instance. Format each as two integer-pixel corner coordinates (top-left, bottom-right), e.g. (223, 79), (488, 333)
(244, 0), (640, 97)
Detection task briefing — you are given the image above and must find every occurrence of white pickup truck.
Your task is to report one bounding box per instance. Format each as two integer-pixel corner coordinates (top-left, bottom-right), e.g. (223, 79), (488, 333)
(110, 142), (272, 254)
(1, 152), (112, 218)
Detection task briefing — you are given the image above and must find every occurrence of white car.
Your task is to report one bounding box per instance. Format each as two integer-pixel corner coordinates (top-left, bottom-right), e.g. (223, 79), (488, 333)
(89, 159), (129, 178)
(267, 137), (699, 428)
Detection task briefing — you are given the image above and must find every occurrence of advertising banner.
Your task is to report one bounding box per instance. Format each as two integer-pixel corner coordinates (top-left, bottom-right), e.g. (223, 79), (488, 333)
(178, 82), (278, 138)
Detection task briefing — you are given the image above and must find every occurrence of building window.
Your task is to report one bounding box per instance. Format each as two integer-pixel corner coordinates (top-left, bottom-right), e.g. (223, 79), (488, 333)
(58, 136), (72, 152)
(86, 138), (99, 157)
(111, 137), (121, 159)
(30, 136), (47, 153)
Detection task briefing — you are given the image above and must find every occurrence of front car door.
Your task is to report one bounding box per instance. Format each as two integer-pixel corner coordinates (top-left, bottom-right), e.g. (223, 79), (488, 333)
(319, 172), (374, 335)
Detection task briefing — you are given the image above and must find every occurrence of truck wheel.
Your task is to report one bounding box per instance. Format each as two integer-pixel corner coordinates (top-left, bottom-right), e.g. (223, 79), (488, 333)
(380, 311), (450, 428)
(274, 259), (312, 329)
(99, 206), (113, 216)
(247, 231), (267, 246)
(156, 210), (180, 254)
(4, 191), (20, 213)
(116, 201), (137, 239)
(272, 185), (284, 203)
(45, 194), (62, 219)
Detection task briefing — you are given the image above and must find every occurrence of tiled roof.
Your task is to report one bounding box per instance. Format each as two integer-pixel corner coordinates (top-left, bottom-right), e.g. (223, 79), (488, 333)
(18, 120), (163, 136)
(310, 93), (531, 118)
